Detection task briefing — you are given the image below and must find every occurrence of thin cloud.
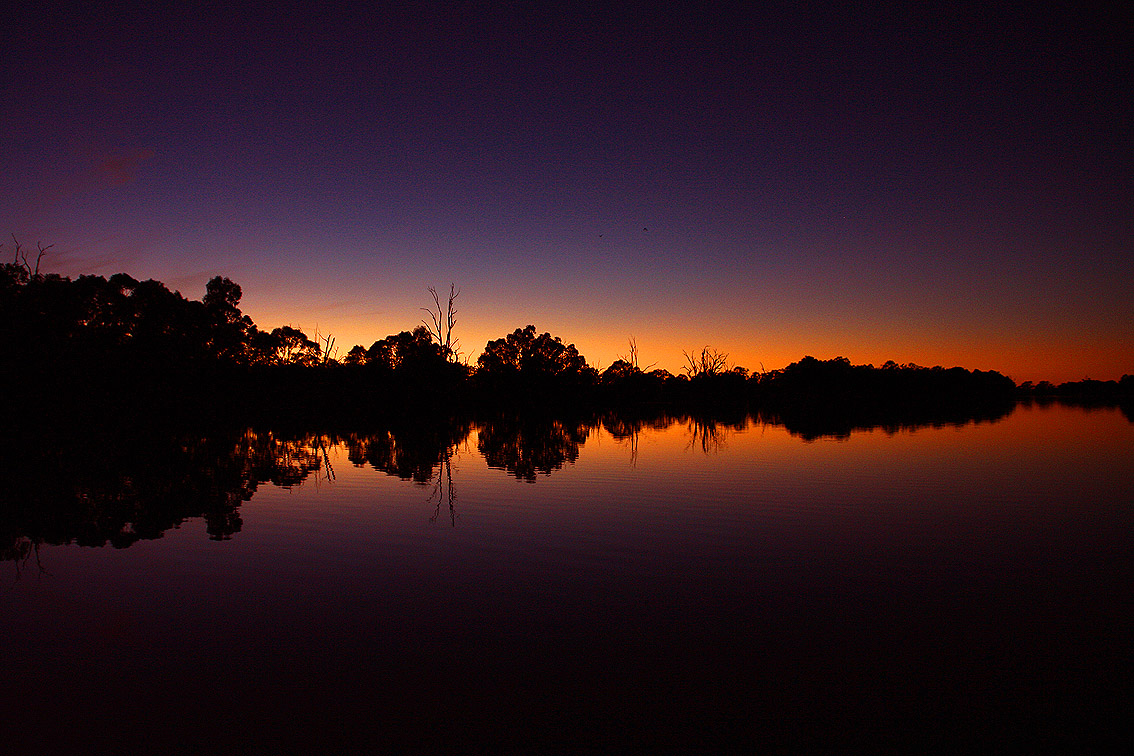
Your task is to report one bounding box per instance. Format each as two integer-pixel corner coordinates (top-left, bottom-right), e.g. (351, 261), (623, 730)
(99, 147), (155, 185)
(18, 146), (157, 220)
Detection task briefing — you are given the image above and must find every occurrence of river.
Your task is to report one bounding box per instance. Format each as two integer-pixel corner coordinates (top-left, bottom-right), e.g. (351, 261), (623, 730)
(3, 403), (1131, 753)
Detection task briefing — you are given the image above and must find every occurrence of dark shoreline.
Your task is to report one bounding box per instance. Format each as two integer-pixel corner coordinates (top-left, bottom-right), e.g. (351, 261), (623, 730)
(5, 265), (1129, 430)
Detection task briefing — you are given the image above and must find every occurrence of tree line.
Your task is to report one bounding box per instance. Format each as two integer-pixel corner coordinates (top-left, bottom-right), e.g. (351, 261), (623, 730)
(3, 256), (1129, 420)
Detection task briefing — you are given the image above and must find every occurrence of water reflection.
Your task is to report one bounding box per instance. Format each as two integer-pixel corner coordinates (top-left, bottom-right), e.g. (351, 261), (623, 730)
(599, 411), (675, 466)
(427, 445), (457, 525)
(339, 419), (472, 526)
(755, 395), (1017, 441)
(4, 402), (1130, 754)
(476, 413), (592, 481)
(686, 414), (749, 452)
(343, 419), (470, 483)
(2, 400), (1025, 562)
(1, 428), (341, 568)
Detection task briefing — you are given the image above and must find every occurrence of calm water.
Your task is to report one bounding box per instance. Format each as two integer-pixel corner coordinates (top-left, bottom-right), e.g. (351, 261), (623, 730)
(3, 404), (1132, 753)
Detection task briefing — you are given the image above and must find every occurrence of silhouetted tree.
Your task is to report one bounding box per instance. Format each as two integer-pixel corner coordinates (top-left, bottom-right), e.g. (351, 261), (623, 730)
(343, 344), (368, 365)
(683, 346), (729, 377)
(422, 284), (460, 362)
(476, 326), (595, 400)
(6, 246), (1087, 422)
(203, 276), (256, 362)
(203, 276), (242, 318)
(4, 236), (50, 279)
(753, 356), (1017, 428)
(266, 325), (321, 366)
(601, 359), (639, 384)
(366, 326), (444, 372)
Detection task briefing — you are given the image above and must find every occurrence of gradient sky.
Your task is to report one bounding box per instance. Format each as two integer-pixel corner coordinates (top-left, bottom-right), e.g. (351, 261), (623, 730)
(3, 2), (1130, 383)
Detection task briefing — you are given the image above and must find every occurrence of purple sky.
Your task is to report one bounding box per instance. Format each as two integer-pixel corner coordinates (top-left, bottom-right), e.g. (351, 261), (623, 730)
(3, 2), (1130, 382)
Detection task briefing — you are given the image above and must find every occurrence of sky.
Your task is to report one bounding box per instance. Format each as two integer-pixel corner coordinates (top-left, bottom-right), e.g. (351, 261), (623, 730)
(3, 1), (1131, 383)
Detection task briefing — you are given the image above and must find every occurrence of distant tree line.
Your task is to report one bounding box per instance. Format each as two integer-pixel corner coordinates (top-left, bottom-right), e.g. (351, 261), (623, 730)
(1015, 377), (1134, 402)
(3, 257), (1129, 422)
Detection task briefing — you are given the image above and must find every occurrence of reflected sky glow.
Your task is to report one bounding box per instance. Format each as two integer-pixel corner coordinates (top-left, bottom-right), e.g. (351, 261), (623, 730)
(3, 405), (1132, 750)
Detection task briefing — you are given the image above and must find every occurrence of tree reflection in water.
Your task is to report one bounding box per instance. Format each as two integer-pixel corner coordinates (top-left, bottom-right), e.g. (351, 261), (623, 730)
(753, 396), (1015, 441)
(342, 420), (469, 484)
(3, 401), (1021, 567)
(600, 411), (684, 466)
(604, 413), (640, 466)
(1, 426), (336, 574)
(342, 419), (471, 524)
(476, 414), (593, 482)
(427, 446), (457, 525)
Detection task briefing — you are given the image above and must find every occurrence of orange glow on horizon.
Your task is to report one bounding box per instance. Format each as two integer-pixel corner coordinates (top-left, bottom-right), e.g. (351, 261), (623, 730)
(221, 269), (1134, 388)
(238, 300), (1130, 387)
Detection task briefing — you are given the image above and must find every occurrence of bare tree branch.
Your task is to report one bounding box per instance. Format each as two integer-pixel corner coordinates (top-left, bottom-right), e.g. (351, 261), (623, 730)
(617, 335), (657, 372)
(421, 283), (460, 362)
(683, 346), (729, 377)
(8, 236), (53, 277)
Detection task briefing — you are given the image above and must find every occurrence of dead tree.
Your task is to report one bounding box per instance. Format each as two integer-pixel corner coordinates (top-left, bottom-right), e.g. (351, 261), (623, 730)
(620, 336), (640, 369)
(422, 284), (460, 362)
(617, 336), (656, 372)
(323, 334), (337, 364)
(683, 346), (729, 377)
(311, 326), (338, 365)
(8, 236), (52, 278)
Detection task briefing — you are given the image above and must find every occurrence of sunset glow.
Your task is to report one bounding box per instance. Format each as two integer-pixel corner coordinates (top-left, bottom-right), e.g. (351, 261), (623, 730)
(3, 3), (1129, 384)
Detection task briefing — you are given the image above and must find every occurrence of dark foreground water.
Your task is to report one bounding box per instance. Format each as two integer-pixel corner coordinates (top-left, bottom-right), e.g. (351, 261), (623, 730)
(3, 404), (1132, 753)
